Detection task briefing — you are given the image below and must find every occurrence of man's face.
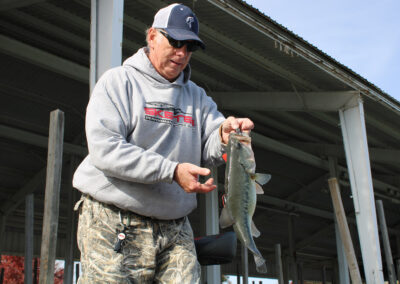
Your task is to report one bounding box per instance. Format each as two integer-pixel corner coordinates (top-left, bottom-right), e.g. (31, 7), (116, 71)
(147, 28), (192, 81)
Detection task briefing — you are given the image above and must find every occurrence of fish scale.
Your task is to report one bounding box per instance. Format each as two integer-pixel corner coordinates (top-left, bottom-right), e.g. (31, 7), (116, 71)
(219, 132), (271, 273)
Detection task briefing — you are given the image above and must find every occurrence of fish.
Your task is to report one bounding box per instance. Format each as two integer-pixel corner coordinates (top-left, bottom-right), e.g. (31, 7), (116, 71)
(219, 131), (271, 273)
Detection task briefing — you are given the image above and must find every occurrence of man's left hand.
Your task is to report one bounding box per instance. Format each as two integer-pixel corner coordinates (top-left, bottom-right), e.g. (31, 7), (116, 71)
(220, 116), (254, 144)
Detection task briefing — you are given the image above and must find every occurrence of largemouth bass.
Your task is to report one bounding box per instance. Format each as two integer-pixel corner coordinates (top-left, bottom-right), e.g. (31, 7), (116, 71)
(220, 131), (271, 273)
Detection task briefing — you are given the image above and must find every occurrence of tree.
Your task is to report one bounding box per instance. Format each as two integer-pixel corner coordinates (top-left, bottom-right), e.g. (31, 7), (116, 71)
(0, 255), (25, 284)
(0, 255), (62, 284)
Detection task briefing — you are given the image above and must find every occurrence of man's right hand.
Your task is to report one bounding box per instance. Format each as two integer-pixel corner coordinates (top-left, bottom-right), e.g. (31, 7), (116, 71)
(173, 163), (216, 193)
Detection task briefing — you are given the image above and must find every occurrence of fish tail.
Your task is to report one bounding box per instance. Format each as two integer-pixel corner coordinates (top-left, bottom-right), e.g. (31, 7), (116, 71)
(254, 254), (267, 273)
(247, 241), (267, 273)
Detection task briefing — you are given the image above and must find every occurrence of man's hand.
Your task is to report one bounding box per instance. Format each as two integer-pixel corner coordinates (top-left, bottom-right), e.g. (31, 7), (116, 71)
(174, 163), (216, 193)
(221, 116), (254, 144)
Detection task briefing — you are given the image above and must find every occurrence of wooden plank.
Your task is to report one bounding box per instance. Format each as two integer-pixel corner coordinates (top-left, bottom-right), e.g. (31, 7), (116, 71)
(39, 109), (64, 284)
(376, 200), (397, 284)
(328, 178), (362, 283)
(25, 193), (34, 284)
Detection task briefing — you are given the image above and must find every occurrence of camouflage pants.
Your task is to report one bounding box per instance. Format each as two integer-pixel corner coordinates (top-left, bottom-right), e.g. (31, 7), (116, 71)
(76, 195), (200, 283)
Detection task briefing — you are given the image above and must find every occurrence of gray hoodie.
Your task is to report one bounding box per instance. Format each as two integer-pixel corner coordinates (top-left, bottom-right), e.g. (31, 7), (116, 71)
(73, 48), (225, 220)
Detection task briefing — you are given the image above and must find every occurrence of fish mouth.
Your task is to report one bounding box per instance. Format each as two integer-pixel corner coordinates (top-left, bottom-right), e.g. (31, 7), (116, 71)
(230, 133), (251, 144)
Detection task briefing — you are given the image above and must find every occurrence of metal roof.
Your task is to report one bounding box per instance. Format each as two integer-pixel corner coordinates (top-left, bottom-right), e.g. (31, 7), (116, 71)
(0, 0), (399, 281)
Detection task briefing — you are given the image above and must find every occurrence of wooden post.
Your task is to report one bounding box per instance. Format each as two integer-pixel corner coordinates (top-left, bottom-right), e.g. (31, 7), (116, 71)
(328, 157), (350, 284)
(328, 178), (362, 283)
(39, 110), (64, 284)
(25, 193), (34, 284)
(275, 244), (284, 284)
(376, 200), (397, 284)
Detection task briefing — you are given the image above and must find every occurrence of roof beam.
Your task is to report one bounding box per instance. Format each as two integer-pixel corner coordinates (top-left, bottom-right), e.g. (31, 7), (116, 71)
(209, 91), (358, 111)
(0, 168), (46, 216)
(259, 195), (400, 237)
(0, 124), (87, 157)
(285, 141), (400, 165)
(0, 35), (89, 83)
(285, 173), (329, 202)
(0, 0), (45, 11)
(308, 112), (386, 147)
(6, 10), (88, 50)
(275, 112), (340, 142)
(235, 110), (320, 142)
(251, 131), (400, 197)
(366, 115), (400, 142)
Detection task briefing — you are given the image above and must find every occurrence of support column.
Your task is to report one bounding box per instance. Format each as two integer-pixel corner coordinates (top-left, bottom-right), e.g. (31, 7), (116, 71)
(283, 256), (289, 284)
(241, 244), (249, 284)
(321, 265), (327, 284)
(90, 0), (124, 93)
(376, 200), (397, 284)
(334, 219), (350, 284)
(297, 262), (303, 284)
(288, 215), (298, 284)
(25, 194), (34, 284)
(275, 244), (284, 284)
(339, 96), (384, 283)
(201, 167), (221, 284)
(39, 109), (64, 284)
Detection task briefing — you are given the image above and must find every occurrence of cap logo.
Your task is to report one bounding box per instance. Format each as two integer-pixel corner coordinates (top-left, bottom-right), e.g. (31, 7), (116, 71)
(186, 16), (194, 29)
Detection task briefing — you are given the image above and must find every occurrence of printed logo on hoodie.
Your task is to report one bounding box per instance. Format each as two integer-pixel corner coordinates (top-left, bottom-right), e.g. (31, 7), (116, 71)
(144, 101), (195, 127)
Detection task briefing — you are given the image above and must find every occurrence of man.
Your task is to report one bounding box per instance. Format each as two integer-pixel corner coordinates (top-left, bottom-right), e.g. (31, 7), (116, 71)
(73, 3), (254, 283)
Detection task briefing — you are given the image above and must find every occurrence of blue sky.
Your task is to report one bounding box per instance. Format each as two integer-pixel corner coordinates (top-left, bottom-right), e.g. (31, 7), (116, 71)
(244, 0), (400, 102)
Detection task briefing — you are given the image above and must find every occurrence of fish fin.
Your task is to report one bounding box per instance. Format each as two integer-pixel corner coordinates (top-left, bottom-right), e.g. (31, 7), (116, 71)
(251, 221), (261, 238)
(255, 183), (264, 194)
(254, 255), (267, 273)
(219, 207), (235, 229)
(255, 173), (271, 185)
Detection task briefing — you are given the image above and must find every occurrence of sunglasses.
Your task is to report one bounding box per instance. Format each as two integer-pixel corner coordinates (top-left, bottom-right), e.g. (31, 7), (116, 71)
(158, 30), (201, 52)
